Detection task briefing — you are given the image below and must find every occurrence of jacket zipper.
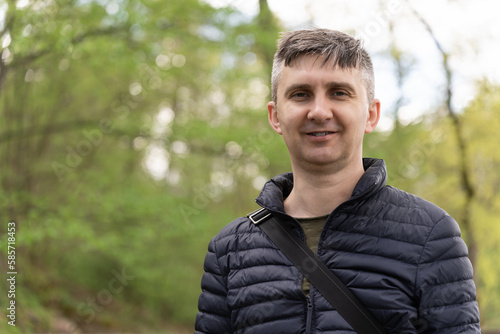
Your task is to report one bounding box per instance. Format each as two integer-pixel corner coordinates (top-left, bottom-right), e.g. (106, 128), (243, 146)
(306, 295), (313, 334)
(258, 207), (316, 333)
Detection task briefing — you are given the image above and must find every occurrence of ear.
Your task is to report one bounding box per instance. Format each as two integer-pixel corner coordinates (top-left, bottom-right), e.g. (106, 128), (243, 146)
(267, 101), (283, 135)
(364, 98), (381, 134)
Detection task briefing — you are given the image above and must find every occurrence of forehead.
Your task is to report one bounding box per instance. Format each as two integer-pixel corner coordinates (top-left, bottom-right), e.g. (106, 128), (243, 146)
(278, 55), (364, 90)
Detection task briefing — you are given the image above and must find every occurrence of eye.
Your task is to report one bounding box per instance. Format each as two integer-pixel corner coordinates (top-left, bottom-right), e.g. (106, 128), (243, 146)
(291, 91), (308, 99)
(331, 90), (348, 97)
(288, 91), (311, 102)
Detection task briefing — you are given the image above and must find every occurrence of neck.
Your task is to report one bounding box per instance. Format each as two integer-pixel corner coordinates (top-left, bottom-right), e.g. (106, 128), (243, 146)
(284, 160), (365, 218)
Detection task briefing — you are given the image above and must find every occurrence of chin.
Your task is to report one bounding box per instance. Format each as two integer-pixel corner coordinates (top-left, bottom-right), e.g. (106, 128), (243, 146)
(304, 157), (341, 167)
(304, 153), (355, 168)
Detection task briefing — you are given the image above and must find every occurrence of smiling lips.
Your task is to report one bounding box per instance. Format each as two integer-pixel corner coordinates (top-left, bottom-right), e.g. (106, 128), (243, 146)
(307, 131), (336, 137)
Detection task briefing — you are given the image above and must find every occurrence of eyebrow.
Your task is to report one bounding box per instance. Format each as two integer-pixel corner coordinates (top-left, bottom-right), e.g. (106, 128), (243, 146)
(326, 81), (357, 93)
(283, 81), (357, 97)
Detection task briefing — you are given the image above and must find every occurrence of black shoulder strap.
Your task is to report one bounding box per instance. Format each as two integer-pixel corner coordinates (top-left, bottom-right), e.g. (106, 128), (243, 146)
(247, 208), (388, 334)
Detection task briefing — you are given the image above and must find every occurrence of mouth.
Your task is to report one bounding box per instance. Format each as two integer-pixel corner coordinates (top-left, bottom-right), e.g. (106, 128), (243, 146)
(307, 131), (335, 137)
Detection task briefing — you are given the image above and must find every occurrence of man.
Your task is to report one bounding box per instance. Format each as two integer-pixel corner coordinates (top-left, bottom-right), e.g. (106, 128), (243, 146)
(195, 28), (480, 333)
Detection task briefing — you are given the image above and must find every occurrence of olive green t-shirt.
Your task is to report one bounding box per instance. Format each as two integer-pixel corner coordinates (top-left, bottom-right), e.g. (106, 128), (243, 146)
(295, 215), (329, 296)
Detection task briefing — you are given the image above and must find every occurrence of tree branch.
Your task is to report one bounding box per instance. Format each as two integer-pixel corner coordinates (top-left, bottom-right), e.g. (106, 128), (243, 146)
(0, 24), (129, 97)
(10, 25), (129, 69)
(407, 0), (478, 292)
(0, 119), (98, 143)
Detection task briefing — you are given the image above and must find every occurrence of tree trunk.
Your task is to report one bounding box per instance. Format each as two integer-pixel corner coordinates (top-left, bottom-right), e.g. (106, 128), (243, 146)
(408, 0), (479, 311)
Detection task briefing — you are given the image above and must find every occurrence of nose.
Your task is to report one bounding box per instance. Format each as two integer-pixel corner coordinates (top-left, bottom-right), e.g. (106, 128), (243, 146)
(307, 96), (332, 122)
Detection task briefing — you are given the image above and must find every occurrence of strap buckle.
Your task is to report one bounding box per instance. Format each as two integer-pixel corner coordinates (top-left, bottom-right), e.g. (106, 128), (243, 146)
(247, 208), (271, 225)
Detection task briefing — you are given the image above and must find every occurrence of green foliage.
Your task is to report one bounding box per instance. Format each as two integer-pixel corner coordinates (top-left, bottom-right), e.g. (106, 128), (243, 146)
(0, 0), (285, 332)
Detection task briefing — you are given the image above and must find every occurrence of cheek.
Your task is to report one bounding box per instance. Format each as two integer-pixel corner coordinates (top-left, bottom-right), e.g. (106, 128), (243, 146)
(281, 118), (302, 138)
(276, 112), (294, 132)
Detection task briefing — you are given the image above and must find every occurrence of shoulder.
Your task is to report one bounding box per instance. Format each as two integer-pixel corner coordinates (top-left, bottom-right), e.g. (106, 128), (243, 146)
(209, 214), (268, 253)
(379, 185), (456, 228)
(358, 185), (463, 246)
(213, 216), (255, 241)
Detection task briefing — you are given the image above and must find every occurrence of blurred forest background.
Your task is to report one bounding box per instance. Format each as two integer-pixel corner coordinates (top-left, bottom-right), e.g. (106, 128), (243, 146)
(0, 0), (499, 332)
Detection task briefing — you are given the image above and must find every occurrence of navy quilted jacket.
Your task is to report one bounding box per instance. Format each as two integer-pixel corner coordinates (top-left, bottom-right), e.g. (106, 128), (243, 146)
(195, 158), (480, 333)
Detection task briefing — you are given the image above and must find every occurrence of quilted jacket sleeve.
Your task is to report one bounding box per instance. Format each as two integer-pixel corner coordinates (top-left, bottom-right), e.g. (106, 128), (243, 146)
(195, 237), (232, 334)
(415, 214), (480, 333)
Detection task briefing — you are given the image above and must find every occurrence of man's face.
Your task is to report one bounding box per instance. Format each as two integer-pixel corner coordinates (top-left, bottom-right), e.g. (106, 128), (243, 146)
(268, 55), (380, 172)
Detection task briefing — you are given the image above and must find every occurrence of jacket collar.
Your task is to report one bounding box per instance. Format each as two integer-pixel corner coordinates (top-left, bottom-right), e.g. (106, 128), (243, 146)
(255, 158), (387, 214)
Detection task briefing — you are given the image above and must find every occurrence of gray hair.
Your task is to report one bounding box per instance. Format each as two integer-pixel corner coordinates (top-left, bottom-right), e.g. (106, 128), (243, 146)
(271, 28), (375, 104)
